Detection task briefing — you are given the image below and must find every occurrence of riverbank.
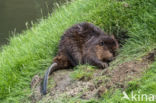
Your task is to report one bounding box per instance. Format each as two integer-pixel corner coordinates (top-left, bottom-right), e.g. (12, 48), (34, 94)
(0, 0), (156, 102)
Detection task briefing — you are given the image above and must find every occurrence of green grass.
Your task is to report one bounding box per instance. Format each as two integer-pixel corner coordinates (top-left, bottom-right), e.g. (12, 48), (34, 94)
(0, 0), (156, 102)
(70, 65), (95, 81)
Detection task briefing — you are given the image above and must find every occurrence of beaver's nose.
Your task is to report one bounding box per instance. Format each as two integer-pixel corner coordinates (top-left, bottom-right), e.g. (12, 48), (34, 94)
(113, 52), (118, 56)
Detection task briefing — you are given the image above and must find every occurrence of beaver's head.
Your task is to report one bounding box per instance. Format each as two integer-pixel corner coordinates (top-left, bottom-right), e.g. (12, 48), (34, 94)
(96, 35), (119, 62)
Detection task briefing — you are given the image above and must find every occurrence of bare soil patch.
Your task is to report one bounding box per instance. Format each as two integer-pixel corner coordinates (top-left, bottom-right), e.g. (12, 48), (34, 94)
(30, 50), (155, 102)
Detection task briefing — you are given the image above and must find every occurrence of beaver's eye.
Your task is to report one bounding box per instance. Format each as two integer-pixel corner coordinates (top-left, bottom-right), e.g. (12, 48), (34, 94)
(99, 41), (105, 46)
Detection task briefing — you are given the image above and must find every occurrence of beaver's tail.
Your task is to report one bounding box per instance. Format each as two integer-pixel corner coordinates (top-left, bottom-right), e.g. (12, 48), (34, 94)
(42, 63), (57, 95)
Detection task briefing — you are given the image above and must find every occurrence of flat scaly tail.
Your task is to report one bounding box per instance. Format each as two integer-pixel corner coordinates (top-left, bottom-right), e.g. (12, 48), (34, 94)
(42, 63), (57, 95)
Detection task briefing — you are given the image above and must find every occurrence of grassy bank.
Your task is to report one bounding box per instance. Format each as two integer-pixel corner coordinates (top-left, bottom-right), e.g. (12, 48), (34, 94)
(0, 0), (156, 102)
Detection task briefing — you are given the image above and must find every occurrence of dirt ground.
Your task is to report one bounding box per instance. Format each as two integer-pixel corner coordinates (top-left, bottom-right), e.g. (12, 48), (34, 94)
(30, 50), (155, 103)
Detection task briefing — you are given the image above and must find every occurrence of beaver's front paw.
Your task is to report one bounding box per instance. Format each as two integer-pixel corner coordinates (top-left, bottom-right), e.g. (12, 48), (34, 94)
(99, 62), (108, 69)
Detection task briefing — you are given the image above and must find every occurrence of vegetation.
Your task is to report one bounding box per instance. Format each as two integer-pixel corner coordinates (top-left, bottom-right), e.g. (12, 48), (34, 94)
(0, 0), (155, 102)
(70, 65), (95, 81)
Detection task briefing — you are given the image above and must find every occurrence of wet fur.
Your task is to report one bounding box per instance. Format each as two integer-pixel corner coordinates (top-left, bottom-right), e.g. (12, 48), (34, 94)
(42, 22), (119, 95)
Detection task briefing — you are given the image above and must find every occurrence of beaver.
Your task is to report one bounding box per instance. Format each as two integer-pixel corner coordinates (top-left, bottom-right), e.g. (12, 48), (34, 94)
(42, 22), (119, 95)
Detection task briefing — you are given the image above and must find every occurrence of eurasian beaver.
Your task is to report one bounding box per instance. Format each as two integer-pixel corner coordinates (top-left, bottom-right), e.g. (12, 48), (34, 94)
(42, 22), (119, 95)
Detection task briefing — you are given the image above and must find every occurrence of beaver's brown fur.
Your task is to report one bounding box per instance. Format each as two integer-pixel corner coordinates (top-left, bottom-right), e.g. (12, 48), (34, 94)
(42, 22), (119, 95)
